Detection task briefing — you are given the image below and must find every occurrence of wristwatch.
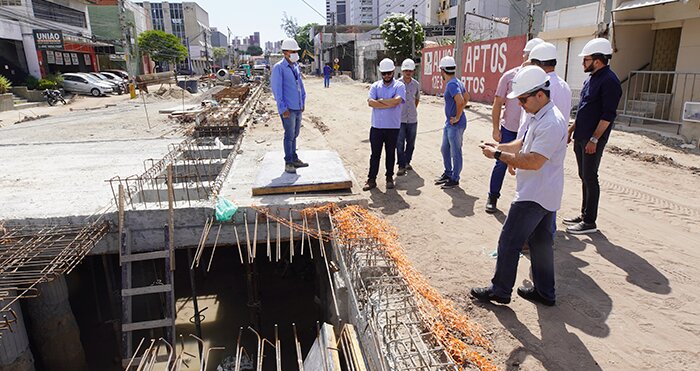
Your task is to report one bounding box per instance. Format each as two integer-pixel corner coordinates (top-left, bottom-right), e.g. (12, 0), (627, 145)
(589, 136), (599, 144)
(495, 150), (502, 160)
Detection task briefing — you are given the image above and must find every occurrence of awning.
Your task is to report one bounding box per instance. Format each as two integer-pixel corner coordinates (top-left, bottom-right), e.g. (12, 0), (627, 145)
(613, 0), (678, 12)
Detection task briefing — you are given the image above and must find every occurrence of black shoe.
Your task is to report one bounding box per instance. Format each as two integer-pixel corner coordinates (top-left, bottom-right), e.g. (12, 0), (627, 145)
(386, 177), (395, 189)
(406, 164), (413, 170)
(441, 179), (459, 189)
(485, 195), (498, 214)
(562, 215), (583, 225)
(566, 221), (598, 235)
(396, 167), (407, 176)
(517, 286), (555, 306)
(292, 159), (309, 168)
(285, 163), (297, 173)
(470, 287), (510, 304)
(434, 173), (450, 185)
(362, 179), (376, 191)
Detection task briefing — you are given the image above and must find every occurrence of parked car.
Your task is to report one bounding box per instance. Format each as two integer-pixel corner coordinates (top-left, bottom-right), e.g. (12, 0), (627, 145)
(61, 73), (113, 96)
(88, 72), (124, 94)
(176, 68), (196, 76)
(101, 72), (129, 93)
(103, 69), (129, 80)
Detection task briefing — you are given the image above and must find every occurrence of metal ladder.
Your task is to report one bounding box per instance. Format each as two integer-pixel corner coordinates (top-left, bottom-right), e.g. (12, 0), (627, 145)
(119, 184), (176, 368)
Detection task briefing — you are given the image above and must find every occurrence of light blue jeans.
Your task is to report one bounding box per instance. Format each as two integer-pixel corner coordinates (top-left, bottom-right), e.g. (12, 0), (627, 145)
(281, 109), (302, 163)
(440, 123), (466, 182)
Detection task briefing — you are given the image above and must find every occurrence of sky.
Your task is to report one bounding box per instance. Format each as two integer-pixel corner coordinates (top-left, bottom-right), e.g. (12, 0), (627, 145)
(193, 0), (327, 45)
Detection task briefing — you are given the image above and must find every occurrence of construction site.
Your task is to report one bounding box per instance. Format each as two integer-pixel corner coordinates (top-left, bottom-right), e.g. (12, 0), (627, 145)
(1, 71), (699, 371)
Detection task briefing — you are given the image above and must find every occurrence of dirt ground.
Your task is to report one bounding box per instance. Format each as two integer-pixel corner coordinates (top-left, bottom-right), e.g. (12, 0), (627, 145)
(285, 76), (699, 370)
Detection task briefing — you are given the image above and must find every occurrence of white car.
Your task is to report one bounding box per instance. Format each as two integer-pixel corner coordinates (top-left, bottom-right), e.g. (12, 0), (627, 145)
(62, 73), (113, 96)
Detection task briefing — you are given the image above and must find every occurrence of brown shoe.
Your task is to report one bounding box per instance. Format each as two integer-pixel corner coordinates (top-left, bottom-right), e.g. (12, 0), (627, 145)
(362, 179), (377, 191)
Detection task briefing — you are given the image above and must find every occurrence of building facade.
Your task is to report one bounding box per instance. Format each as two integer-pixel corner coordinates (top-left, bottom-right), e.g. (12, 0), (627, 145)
(138, 1), (211, 73)
(326, 0), (349, 25)
(0, 0), (103, 82)
(435, 0), (510, 39)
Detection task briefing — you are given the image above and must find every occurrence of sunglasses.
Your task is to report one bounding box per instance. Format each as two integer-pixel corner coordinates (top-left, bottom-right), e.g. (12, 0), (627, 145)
(517, 92), (536, 104)
(381, 71), (393, 76)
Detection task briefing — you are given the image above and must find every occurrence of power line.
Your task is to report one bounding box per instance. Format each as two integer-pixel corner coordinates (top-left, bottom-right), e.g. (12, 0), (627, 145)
(298, 0), (326, 21)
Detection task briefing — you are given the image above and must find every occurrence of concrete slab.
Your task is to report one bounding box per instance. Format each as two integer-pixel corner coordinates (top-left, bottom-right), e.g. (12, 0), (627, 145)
(0, 138), (182, 220)
(251, 150), (353, 196)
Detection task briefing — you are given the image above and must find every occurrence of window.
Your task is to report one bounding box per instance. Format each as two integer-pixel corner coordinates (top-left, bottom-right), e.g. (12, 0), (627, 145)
(0, 0), (22, 6)
(32, 0), (86, 28)
(151, 3), (164, 31)
(169, 3), (186, 43)
(448, 17), (456, 26)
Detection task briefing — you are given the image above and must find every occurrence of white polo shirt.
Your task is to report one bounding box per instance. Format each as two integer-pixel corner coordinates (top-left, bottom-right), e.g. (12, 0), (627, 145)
(517, 72), (572, 139)
(514, 101), (568, 211)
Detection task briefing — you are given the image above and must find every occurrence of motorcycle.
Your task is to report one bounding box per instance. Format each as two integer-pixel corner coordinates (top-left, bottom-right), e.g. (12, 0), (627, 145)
(42, 89), (66, 106)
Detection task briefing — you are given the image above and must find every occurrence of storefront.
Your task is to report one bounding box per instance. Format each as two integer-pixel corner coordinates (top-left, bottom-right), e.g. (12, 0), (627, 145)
(34, 30), (98, 77)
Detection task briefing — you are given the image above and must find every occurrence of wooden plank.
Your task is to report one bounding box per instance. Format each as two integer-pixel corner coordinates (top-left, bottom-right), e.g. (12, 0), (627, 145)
(252, 181), (352, 196)
(120, 250), (169, 263)
(167, 165), (175, 271)
(343, 325), (368, 371)
(121, 284), (172, 297)
(122, 318), (173, 332)
(118, 184), (124, 266)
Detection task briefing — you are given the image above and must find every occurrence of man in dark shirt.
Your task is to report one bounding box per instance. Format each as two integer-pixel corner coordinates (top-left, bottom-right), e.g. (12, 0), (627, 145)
(564, 38), (622, 234)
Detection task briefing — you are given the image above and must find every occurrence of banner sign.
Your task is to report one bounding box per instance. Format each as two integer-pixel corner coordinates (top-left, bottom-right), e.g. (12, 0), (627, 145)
(33, 29), (64, 50)
(420, 35), (526, 103)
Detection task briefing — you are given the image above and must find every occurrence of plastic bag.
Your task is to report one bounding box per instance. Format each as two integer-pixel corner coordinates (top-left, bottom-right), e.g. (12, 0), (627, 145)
(215, 197), (238, 222)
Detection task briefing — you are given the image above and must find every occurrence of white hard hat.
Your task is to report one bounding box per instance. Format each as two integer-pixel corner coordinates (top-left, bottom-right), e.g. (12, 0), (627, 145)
(578, 38), (613, 57)
(378, 58), (395, 73)
(401, 58), (416, 71)
(507, 65), (551, 99)
(523, 38), (544, 53)
(281, 38), (300, 51)
(439, 55), (456, 70)
(529, 42), (557, 62)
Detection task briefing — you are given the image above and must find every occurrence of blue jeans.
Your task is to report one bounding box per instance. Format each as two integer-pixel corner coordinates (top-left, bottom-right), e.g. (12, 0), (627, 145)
(440, 124), (466, 181)
(488, 126), (518, 198)
(397, 122), (417, 168)
(490, 201), (556, 302)
(281, 109), (302, 163)
(324, 75), (330, 87)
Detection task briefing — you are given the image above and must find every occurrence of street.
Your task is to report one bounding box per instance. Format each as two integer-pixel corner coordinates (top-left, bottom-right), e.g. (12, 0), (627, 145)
(295, 76), (700, 370)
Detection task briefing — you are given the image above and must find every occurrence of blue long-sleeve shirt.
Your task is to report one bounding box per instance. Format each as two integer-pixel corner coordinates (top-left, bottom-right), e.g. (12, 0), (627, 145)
(323, 65), (332, 77)
(270, 59), (306, 114)
(574, 65), (622, 141)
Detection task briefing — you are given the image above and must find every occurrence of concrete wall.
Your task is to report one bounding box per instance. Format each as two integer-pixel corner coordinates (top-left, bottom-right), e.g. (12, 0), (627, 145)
(509, 0), (613, 37)
(0, 296), (35, 371)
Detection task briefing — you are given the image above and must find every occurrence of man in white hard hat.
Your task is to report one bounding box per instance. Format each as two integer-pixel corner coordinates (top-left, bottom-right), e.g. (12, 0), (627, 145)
(363, 58), (406, 191)
(485, 37), (544, 213)
(564, 38), (621, 234)
(270, 38), (307, 174)
(472, 66), (567, 307)
(434, 55), (469, 189)
(396, 58), (421, 176)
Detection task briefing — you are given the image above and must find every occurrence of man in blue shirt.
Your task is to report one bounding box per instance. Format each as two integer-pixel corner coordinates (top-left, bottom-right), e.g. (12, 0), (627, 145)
(270, 38), (307, 174)
(363, 58), (406, 191)
(434, 56), (469, 189)
(564, 38), (622, 234)
(323, 63), (332, 88)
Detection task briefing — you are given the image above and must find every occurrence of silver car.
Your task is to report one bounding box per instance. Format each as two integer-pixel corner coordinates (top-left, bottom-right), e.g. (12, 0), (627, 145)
(62, 73), (113, 96)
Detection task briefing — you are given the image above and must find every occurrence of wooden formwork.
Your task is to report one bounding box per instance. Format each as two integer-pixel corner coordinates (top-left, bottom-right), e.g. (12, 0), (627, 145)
(212, 85), (251, 103)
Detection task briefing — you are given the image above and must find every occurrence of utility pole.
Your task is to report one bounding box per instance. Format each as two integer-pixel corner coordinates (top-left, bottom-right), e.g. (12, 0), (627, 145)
(411, 7), (416, 61)
(527, 0), (541, 40)
(454, 0), (466, 78)
(331, 12), (337, 71)
(117, 0), (136, 97)
(203, 28), (211, 73)
(227, 27), (232, 68)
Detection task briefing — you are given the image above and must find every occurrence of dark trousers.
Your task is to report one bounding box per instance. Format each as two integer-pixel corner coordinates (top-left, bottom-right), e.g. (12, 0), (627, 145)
(490, 201), (556, 301)
(488, 126), (518, 198)
(573, 134), (608, 224)
(368, 127), (399, 180)
(396, 122), (417, 168)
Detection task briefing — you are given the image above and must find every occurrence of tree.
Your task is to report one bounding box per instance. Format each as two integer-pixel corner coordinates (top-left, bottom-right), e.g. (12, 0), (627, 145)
(247, 45), (263, 56)
(379, 14), (425, 62)
(137, 30), (188, 64)
(296, 23), (318, 62)
(212, 47), (227, 63)
(281, 12), (300, 38)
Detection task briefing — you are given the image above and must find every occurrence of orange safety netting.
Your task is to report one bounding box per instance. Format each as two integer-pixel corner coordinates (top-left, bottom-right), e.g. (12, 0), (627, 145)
(329, 205), (498, 371)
